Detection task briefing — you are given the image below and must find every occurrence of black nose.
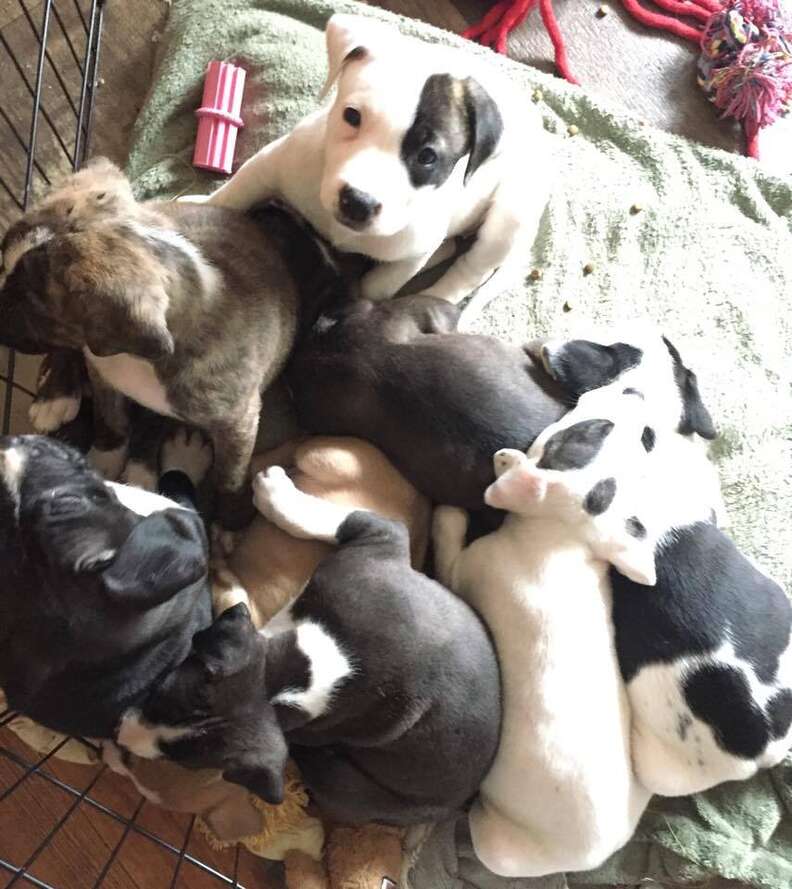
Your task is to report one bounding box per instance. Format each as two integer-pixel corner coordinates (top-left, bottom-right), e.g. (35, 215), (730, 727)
(338, 185), (381, 225)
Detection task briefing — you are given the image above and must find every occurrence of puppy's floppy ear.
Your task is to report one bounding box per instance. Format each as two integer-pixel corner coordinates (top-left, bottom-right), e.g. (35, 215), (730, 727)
(678, 366), (716, 440)
(593, 524), (657, 586)
(84, 287), (174, 361)
(484, 454), (547, 512)
(320, 14), (380, 99)
(462, 78), (503, 185)
(223, 724), (289, 805)
(101, 508), (208, 607)
(190, 603), (259, 681)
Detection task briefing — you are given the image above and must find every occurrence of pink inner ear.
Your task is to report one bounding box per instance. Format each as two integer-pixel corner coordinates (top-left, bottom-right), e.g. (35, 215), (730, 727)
(485, 465), (547, 510)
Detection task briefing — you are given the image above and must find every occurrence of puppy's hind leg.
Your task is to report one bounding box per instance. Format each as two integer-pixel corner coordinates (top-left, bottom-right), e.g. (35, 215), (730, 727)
(210, 396), (260, 531)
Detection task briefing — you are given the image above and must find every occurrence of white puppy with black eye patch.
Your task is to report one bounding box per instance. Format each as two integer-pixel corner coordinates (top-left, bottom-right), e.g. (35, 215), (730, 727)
(195, 14), (552, 307)
(433, 388), (655, 879)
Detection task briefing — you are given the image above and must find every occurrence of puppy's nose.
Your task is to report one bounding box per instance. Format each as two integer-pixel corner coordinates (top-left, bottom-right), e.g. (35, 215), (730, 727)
(338, 185), (382, 225)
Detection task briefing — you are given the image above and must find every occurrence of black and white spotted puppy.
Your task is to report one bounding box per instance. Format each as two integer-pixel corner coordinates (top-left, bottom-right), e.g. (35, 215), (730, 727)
(0, 430), (213, 740)
(536, 321), (717, 443)
(603, 430), (792, 795)
(117, 468), (502, 823)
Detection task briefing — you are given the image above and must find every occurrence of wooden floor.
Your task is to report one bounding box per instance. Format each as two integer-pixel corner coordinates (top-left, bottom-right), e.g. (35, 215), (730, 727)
(0, 1), (771, 887)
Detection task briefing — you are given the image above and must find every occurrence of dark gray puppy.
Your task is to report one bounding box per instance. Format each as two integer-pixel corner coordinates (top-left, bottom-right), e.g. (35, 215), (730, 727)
(286, 295), (568, 508)
(0, 432), (212, 739)
(116, 469), (502, 823)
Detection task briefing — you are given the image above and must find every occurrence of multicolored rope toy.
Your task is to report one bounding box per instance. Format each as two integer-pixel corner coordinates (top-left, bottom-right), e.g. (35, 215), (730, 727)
(463, 0), (792, 159)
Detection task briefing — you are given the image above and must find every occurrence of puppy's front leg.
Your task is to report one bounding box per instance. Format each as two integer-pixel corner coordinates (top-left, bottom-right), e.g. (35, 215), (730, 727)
(205, 136), (287, 212)
(432, 505), (469, 588)
(360, 249), (440, 302)
(28, 349), (85, 433)
(253, 466), (359, 543)
(85, 364), (130, 480)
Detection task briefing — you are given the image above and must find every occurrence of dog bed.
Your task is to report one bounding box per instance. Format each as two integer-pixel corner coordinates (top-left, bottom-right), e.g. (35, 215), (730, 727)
(125, 1), (792, 887)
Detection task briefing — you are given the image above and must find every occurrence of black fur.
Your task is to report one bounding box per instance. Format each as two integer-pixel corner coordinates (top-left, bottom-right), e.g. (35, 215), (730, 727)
(139, 511), (502, 825)
(536, 419), (614, 471)
(286, 295), (567, 508)
(542, 341), (643, 397)
(584, 477), (617, 516)
(612, 521), (792, 760)
(661, 337), (716, 440)
(0, 435), (211, 739)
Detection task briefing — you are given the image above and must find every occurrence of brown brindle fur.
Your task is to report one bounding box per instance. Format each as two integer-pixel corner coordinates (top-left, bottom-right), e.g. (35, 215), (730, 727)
(0, 159), (308, 528)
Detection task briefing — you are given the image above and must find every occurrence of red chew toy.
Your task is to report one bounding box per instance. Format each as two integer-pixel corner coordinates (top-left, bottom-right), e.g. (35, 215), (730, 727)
(193, 60), (246, 175)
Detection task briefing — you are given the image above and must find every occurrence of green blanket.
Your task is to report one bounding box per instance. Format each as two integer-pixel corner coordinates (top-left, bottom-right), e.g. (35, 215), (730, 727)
(126, 1), (792, 887)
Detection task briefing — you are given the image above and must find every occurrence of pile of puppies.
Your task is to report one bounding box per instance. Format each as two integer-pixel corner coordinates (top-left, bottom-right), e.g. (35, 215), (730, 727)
(1, 12), (790, 887)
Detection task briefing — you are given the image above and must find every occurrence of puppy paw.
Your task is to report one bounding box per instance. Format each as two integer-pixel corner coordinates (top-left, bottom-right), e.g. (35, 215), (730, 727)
(433, 504), (469, 542)
(28, 393), (81, 432)
(493, 448), (525, 478)
(88, 444), (128, 480)
(160, 427), (213, 486)
(121, 460), (158, 491)
(252, 465), (298, 519)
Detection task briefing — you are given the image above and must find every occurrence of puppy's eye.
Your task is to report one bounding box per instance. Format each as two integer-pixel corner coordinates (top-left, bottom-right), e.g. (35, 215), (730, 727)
(417, 147), (437, 167)
(95, 192), (108, 202)
(342, 107), (361, 127)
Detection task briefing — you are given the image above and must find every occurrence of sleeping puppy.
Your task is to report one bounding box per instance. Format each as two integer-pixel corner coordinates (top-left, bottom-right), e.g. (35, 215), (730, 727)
(116, 471), (501, 825)
(0, 159), (305, 527)
(287, 295), (567, 508)
(0, 430), (213, 739)
(602, 430), (792, 795)
(198, 14), (552, 306)
(432, 388), (655, 878)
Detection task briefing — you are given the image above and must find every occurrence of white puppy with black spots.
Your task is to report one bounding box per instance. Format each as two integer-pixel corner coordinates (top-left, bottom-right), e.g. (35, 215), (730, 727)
(192, 14), (552, 307)
(433, 388), (656, 879)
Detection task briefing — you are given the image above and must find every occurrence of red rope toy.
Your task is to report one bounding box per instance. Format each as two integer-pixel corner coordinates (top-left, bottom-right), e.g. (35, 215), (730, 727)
(464, 0), (792, 158)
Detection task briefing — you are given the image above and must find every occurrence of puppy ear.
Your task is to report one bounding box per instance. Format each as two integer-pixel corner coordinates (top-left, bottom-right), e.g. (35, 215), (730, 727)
(320, 14), (377, 99)
(678, 367), (716, 440)
(223, 724), (289, 805)
(484, 457), (547, 512)
(402, 295), (461, 335)
(84, 291), (174, 361)
(462, 78), (503, 185)
(203, 794), (263, 843)
(101, 508), (208, 607)
(191, 603), (258, 681)
(594, 528), (657, 586)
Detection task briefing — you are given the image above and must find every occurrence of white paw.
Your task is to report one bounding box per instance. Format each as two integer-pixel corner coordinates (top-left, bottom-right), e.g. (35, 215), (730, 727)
(176, 193), (210, 203)
(432, 504), (469, 543)
(493, 448), (525, 478)
(122, 460), (157, 491)
(252, 465), (297, 519)
(160, 427), (213, 486)
(88, 445), (127, 480)
(28, 394), (81, 432)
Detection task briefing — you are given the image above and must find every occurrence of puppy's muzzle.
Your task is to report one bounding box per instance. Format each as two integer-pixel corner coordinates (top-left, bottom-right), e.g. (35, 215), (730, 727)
(337, 184), (382, 230)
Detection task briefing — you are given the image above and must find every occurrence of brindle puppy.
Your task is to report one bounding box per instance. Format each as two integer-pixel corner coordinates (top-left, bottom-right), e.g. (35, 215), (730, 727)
(0, 160), (328, 528)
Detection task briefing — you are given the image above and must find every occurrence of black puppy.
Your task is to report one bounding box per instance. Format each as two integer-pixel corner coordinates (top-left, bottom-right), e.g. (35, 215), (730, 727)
(286, 295), (567, 508)
(118, 468), (502, 823)
(0, 432), (213, 739)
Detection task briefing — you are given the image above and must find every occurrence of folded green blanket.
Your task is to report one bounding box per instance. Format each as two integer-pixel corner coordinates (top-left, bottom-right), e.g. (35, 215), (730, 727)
(126, 1), (792, 887)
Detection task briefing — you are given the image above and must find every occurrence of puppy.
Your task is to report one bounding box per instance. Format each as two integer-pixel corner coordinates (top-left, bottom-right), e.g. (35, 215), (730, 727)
(116, 472), (501, 825)
(287, 295), (567, 508)
(0, 159), (307, 527)
(601, 430), (792, 795)
(225, 435), (431, 623)
(0, 430), (213, 739)
(433, 389), (655, 878)
(199, 14), (552, 306)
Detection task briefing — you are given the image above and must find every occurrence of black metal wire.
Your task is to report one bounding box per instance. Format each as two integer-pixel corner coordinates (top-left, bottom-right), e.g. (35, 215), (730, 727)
(51, 2), (85, 77)
(89, 796), (146, 889)
(0, 734), (73, 804)
(0, 105), (52, 186)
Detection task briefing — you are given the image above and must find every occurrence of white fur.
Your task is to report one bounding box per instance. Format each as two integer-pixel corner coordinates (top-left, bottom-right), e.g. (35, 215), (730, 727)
(87, 444), (128, 481)
(0, 226), (53, 286)
(84, 348), (176, 418)
(116, 709), (195, 760)
(106, 480), (184, 516)
(0, 446), (26, 510)
(28, 394), (81, 433)
(102, 741), (164, 804)
(198, 14), (551, 306)
(272, 620), (353, 719)
(433, 391), (656, 878)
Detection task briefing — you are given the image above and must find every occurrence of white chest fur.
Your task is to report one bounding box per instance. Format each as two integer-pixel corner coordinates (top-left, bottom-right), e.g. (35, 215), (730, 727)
(84, 348), (175, 418)
(455, 520), (649, 879)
